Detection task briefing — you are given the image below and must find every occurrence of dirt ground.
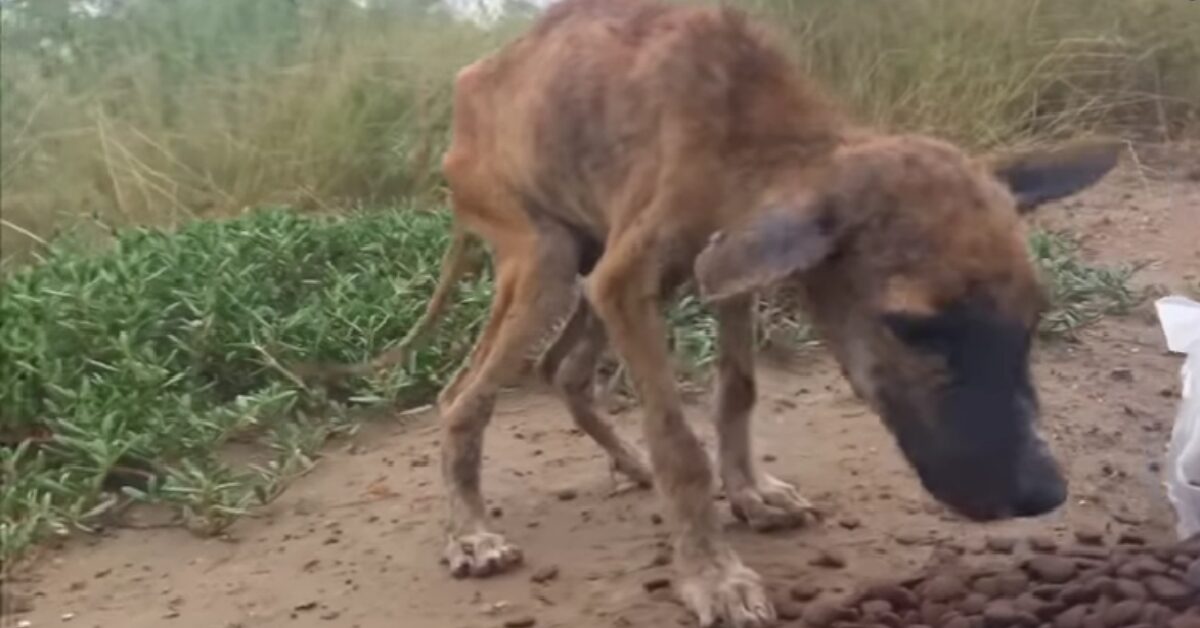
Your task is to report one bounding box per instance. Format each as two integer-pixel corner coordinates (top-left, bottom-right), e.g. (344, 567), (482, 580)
(6, 148), (1199, 628)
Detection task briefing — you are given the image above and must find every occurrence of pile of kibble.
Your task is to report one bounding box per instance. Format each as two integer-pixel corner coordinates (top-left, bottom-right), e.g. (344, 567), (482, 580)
(786, 532), (1199, 628)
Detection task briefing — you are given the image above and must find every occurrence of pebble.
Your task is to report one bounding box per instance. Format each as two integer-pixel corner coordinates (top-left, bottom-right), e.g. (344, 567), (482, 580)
(503, 616), (537, 628)
(775, 600), (804, 621)
(790, 583), (822, 602)
(810, 548), (847, 569)
(1074, 528), (1105, 546)
(801, 600), (854, 627)
(642, 578), (671, 593)
(530, 566), (559, 584)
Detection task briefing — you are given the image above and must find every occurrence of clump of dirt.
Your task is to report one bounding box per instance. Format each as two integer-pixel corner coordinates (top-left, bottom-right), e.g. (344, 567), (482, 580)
(782, 533), (1200, 627)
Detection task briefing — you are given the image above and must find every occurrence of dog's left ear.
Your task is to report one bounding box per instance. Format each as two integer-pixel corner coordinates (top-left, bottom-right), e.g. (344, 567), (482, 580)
(695, 195), (840, 303)
(987, 138), (1123, 213)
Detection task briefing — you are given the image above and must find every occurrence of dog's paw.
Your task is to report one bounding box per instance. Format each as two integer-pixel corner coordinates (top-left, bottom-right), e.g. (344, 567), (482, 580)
(442, 531), (523, 578)
(609, 449), (654, 490)
(679, 559), (776, 628)
(728, 474), (819, 533)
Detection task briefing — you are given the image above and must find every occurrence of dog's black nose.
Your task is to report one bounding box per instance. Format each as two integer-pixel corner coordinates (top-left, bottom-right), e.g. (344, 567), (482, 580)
(1013, 444), (1067, 518)
(1014, 476), (1066, 517)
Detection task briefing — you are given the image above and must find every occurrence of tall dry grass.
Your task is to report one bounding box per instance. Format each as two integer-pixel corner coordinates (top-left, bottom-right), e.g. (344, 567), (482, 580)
(2, 0), (1198, 266)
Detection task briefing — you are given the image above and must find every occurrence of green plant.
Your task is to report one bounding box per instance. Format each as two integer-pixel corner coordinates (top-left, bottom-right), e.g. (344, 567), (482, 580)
(1029, 229), (1139, 338)
(0, 206), (493, 562)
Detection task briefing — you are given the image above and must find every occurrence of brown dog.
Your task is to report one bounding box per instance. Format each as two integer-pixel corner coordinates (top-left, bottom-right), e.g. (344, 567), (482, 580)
(427, 1), (1121, 626)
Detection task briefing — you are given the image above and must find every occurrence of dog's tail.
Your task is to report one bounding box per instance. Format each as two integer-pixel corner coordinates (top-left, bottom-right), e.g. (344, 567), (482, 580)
(288, 221), (478, 384)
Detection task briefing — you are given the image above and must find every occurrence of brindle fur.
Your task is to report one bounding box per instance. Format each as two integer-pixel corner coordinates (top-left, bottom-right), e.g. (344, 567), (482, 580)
(420, 1), (1121, 626)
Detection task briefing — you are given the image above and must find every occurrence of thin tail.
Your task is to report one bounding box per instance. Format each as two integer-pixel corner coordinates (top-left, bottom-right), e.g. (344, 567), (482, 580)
(367, 221), (475, 373)
(287, 221), (478, 384)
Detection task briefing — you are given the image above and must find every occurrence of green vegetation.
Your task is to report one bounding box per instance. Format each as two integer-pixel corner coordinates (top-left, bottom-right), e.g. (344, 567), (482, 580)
(1, 207), (493, 560)
(1029, 230), (1140, 338)
(1, 0), (1185, 563)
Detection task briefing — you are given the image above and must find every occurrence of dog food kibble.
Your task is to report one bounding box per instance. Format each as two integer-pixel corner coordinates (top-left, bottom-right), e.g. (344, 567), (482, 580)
(777, 533), (1198, 627)
(985, 536), (1018, 555)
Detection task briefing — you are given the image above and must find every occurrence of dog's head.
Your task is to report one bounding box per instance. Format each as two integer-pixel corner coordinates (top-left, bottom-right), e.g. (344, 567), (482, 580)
(696, 135), (1121, 521)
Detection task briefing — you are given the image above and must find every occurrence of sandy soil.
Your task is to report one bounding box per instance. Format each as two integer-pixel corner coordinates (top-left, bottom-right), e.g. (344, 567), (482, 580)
(5, 151), (1198, 628)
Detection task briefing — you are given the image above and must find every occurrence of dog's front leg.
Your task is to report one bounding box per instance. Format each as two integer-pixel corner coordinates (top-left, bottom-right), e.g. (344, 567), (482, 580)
(589, 233), (776, 628)
(712, 296), (819, 532)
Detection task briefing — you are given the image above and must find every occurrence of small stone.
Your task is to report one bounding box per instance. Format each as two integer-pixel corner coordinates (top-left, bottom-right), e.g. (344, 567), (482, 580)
(986, 536), (1018, 554)
(1109, 368), (1134, 383)
(790, 583), (822, 602)
(865, 583), (918, 610)
(802, 600), (854, 627)
(1074, 529), (1104, 546)
(1027, 556), (1078, 584)
(839, 517), (862, 530)
(555, 489), (578, 501)
(2, 590), (35, 615)
(649, 513), (663, 526)
(775, 600), (804, 621)
(319, 610), (341, 621)
(503, 616), (537, 628)
(642, 578), (671, 593)
(810, 549), (847, 569)
(861, 599), (893, 618)
(530, 566), (559, 584)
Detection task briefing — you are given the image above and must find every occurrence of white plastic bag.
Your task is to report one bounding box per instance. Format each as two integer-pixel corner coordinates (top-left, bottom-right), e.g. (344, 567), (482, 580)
(1157, 295), (1200, 539)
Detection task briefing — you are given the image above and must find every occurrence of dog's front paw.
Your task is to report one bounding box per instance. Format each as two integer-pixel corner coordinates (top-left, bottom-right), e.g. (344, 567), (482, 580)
(728, 474), (819, 533)
(678, 558), (776, 628)
(442, 531), (523, 578)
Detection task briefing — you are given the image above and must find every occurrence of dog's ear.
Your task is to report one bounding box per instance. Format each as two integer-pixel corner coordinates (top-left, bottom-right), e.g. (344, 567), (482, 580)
(987, 138), (1123, 213)
(695, 196), (839, 303)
